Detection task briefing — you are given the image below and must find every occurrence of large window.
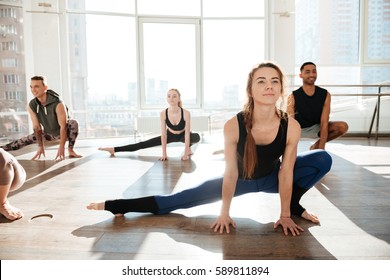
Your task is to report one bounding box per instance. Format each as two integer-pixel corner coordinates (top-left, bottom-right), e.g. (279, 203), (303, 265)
(138, 0), (200, 16)
(2, 0), (389, 143)
(202, 0), (265, 109)
(139, 18), (200, 108)
(295, 0), (360, 66)
(295, 0), (390, 86)
(74, 0), (135, 14)
(365, 0), (390, 62)
(65, 0), (265, 137)
(203, 19), (265, 109)
(67, 11), (137, 138)
(294, 0), (390, 135)
(0, 2), (26, 145)
(202, 0), (264, 17)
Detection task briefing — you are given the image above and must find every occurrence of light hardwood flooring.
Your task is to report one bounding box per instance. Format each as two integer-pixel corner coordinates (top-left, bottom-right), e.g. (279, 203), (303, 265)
(1, 134), (389, 260)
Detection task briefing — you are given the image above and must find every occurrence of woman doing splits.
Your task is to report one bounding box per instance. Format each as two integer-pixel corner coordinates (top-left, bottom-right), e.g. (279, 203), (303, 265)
(99, 89), (200, 161)
(88, 62), (332, 236)
(0, 148), (26, 220)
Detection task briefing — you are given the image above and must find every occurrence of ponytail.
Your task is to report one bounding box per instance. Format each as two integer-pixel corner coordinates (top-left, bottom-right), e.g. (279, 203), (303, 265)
(242, 101), (257, 179)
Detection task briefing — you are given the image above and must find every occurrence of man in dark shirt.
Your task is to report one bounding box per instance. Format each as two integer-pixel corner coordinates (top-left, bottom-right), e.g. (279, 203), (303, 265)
(287, 62), (348, 150)
(1, 76), (82, 160)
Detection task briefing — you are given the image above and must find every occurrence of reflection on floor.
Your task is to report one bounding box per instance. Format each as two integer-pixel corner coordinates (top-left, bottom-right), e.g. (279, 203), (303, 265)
(1, 135), (389, 260)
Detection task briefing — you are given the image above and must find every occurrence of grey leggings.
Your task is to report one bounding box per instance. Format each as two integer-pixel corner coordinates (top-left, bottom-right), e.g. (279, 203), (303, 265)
(1, 119), (79, 151)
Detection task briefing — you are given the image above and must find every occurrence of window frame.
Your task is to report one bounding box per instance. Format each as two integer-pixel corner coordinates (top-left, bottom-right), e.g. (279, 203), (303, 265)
(137, 16), (202, 109)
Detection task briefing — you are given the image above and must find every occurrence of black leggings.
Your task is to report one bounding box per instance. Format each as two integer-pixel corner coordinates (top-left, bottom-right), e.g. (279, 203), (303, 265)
(114, 130), (201, 153)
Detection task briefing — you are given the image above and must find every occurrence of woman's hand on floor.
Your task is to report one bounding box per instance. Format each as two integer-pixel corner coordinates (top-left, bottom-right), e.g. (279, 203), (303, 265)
(211, 214), (237, 234)
(274, 216), (304, 236)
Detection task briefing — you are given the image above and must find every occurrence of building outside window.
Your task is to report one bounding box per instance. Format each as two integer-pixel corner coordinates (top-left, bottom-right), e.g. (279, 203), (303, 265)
(295, 0), (390, 127)
(0, 2), (26, 145)
(1, 0), (389, 144)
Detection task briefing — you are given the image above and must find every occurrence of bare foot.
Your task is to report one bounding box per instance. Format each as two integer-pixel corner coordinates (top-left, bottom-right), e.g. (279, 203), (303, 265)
(310, 140), (322, 150)
(212, 149), (224, 155)
(86, 201), (123, 217)
(98, 147), (115, 156)
(86, 201), (105, 211)
(68, 148), (82, 158)
(301, 210), (320, 224)
(181, 150), (194, 161)
(0, 200), (23, 221)
(181, 155), (190, 161)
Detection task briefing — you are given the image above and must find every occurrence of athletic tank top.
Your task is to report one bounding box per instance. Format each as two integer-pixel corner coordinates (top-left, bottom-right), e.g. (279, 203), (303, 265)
(29, 90), (63, 135)
(165, 108), (186, 131)
(292, 86), (327, 128)
(236, 112), (287, 179)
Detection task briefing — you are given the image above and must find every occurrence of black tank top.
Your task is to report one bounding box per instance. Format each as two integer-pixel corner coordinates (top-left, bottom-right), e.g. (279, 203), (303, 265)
(165, 108), (185, 131)
(236, 112), (287, 179)
(292, 86), (327, 128)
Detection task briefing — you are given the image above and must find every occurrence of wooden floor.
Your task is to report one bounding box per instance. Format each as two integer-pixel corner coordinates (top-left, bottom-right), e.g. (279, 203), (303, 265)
(1, 134), (389, 260)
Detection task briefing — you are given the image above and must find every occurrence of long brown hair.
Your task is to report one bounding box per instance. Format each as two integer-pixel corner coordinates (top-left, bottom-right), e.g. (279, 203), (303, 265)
(242, 62), (286, 179)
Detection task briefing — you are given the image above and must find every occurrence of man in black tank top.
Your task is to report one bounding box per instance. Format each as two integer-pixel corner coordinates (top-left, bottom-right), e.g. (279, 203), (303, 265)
(287, 62), (348, 150)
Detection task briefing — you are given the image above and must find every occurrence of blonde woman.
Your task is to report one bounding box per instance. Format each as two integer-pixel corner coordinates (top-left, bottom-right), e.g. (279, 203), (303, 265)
(99, 89), (200, 161)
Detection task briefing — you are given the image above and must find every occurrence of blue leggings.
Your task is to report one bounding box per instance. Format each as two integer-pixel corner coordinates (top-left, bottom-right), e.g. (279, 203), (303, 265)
(105, 150), (332, 216)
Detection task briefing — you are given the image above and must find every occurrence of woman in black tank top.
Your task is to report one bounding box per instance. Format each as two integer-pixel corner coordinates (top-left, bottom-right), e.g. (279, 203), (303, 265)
(98, 89), (200, 160)
(88, 63), (332, 237)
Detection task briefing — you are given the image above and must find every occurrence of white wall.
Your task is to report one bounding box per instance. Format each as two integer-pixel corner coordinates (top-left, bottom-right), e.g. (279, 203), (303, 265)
(268, 0), (295, 82)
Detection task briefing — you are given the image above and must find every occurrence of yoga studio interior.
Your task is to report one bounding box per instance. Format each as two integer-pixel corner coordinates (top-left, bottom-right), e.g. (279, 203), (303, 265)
(0, 0), (389, 261)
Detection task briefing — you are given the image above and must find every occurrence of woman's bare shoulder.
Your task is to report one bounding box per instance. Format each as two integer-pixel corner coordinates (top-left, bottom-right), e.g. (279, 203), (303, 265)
(160, 109), (167, 119)
(287, 116), (301, 142)
(224, 115), (239, 137)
